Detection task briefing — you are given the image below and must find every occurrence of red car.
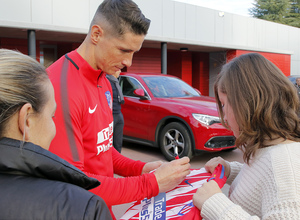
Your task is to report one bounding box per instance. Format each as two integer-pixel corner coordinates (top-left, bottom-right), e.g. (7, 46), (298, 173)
(119, 72), (235, 161)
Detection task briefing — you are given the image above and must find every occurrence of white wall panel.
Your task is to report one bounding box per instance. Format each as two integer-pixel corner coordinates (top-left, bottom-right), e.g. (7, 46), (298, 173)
(52, 0), (89, 29)
(265, 22), (278, 49)
(89, 0), (103, 23)
(291, 60), (300, 75)
(185, 4), (196, 40)
(223, 13), (233, 45)
(214, 11), (225, 44)
(196, 7), (215, 43)
(298, 31), (300, 62)
(0, 0), (31, 22)
(162, 0), (175, 38)
(277, 24), (289, 51)
(231, 15), (248, 46)
(246, 18), (256, 47)
(254, 19), (266, 50)
(136, 0), (163, 36)
(174, 2), (186, 39)
(32, 0), (52, 25)
(288, 28), (300, 60)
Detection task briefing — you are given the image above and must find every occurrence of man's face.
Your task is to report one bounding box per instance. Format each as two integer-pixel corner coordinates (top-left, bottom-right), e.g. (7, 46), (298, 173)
(94, 31), (145, 75)
(296, 78), (300, 86)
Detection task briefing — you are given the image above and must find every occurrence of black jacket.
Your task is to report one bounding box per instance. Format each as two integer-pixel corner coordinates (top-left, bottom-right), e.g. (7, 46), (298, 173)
(106, 75), (124, 114)
(0, 138), (112, 220)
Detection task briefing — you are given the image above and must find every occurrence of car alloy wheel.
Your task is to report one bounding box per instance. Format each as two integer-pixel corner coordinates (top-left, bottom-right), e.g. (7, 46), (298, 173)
(159, 122), (193, 161)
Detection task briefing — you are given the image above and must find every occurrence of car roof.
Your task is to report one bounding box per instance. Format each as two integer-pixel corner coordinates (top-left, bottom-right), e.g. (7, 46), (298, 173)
(288, 75), (300, 84)
(120, 72), (178, 78)
(288, 75), (300, 78)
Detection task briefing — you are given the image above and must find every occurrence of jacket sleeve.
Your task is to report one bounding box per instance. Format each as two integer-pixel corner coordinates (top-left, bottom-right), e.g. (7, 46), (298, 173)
(201, 193), (260, 220)
(88, 170), (159, 206)
(226, 161), (243, 185)
(84, 195), (113, 220)
(112, 147), (146, 177)
(201, 191), (300, 219)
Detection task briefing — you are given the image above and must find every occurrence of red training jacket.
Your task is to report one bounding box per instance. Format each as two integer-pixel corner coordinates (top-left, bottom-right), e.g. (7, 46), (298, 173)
(47, 50), (159, 219)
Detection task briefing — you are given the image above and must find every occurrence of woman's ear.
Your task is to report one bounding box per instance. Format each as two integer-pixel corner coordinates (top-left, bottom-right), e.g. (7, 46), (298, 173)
(18, 103), (33, 141)
(90, 25), (104, 44)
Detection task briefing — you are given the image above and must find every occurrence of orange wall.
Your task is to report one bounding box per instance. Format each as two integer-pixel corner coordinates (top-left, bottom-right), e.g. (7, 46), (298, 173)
(167, 50), (209, 95)
(181, 52), (193, 86)
(227, 50), (291, 76)
(167, 50), (182, 78)
(129, 47), (161, 73)
(192, 52), (209, 96)
(0, 38), (81, 63)
(0, 38), (40, 62)
(167, 51), (193, 82)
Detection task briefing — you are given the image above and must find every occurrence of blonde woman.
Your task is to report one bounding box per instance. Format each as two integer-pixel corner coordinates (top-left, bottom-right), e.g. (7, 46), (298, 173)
(193, 53), (300, 219)
(0, 49), (112, 219)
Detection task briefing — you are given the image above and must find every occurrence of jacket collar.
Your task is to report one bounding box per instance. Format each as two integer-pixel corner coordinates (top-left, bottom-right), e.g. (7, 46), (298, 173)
(0, 138), (100, 190)
(67, 50), (105, 85)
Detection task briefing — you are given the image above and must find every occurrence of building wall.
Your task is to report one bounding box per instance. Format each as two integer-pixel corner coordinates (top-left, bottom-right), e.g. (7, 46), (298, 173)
(129, 48), (161, 73)
(135, 0), (300, 75)
(227, 50), (291, 76)
(0, 0), (299, 96)
(0, 0), (97, 30)
(166, 50), (210, 95)
(208, 52), (227, 97)
(192, 53), (210, 96)
(0, 37), (81, 67)
(0, 36), (289, 97)
(1, 0), (299, 74)
(0, 38), (41, 61)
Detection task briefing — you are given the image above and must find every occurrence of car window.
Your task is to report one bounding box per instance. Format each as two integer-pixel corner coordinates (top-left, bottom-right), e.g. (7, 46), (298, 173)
(288, 75), (300, 85)
(143, 76), (200, 98)
(119, 76), (145, 97)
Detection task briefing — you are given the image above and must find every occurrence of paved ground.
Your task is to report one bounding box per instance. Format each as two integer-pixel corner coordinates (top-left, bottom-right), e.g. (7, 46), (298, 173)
(112, 141), (244, 219)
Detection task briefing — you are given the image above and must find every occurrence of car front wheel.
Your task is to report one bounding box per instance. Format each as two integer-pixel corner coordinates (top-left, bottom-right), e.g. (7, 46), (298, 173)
(159, 122), (193, 161)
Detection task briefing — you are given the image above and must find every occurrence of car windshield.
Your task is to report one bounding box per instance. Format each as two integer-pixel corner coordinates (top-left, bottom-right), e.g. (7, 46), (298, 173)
(143, 76), (200, 98)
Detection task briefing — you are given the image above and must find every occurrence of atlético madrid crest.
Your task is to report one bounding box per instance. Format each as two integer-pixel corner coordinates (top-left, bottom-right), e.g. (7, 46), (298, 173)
(105, 91), (112, 110)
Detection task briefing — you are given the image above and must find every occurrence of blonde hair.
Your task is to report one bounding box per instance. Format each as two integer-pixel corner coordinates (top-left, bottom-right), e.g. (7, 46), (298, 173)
(214, 53), (300, 164)
(0, 49), (49, 137)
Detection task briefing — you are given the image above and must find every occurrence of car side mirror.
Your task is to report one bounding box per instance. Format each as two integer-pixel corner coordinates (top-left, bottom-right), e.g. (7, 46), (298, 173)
(134, 88), (149, 100)
(194, 88), (201, 95)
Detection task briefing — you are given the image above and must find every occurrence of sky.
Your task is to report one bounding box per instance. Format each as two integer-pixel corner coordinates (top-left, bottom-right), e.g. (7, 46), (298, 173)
(174, 0), (255, 17)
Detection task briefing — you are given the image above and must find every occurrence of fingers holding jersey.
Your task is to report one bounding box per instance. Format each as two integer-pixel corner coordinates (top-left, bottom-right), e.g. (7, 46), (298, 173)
(204, 156), (231, 178)
(207, 163), (227, 189)
(154, 156), (191, 193)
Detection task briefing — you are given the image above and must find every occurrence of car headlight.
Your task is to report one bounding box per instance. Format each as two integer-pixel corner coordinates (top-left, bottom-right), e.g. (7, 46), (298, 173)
(192, 113), (220, 126)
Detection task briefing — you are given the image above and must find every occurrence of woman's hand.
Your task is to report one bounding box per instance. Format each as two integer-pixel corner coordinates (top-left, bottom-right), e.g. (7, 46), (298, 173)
(193, 180), (222, 210)
(205, 156), (231, 178)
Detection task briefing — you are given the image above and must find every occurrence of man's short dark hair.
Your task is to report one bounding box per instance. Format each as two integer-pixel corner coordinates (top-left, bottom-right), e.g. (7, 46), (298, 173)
(90, 0), (151, 37)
